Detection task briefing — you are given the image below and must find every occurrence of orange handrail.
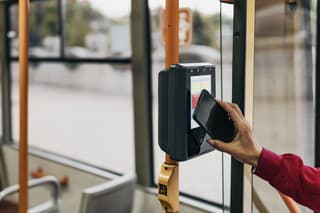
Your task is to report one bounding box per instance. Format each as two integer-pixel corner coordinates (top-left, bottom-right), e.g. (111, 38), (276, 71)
(164, 0), (179, 70)
(18, 0), (29, 212)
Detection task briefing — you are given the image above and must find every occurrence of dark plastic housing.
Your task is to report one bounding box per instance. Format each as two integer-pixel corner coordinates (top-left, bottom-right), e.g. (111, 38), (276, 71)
(158, 63), (216, 161)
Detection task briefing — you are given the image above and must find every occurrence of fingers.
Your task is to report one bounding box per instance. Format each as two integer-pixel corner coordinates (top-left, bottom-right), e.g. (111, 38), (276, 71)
(215, 99), (242, 127)
(230, 103), (244, 118)
(215, 99), (243, 118)
(207, 139), (235, 154)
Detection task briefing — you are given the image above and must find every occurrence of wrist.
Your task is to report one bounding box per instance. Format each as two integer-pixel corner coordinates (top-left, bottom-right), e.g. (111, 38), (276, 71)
(251, 145), (262, 168)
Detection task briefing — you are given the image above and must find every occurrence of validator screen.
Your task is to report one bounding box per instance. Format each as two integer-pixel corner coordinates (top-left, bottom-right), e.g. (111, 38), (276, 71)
(190, 75), (211, 129)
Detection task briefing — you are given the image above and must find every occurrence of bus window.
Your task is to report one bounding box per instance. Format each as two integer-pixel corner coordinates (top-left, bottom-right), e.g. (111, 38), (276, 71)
(9, 0), (134, 175)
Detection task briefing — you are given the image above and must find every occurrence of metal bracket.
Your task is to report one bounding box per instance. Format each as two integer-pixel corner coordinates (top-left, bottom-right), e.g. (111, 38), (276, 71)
(158, 163), (179, 213)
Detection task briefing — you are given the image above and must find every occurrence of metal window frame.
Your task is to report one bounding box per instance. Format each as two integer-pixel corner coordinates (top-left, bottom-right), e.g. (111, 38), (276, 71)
(57, 0), (65, 57)
(0, 2), (11, 189)
(9, 57), (131, 64)
(131, 0), (154, 187)
(1, 3), (12, 145)
(230, 0), (246, 209)
(5, 142), (121, 179)
(231, 0), (255, 212)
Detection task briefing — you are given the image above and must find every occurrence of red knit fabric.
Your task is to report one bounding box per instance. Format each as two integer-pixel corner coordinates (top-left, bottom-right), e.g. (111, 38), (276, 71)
(254, 148), (320, 212)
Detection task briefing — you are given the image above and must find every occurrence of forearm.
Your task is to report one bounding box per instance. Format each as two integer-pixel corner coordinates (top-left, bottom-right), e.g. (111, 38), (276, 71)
(254, 148), (320, 212)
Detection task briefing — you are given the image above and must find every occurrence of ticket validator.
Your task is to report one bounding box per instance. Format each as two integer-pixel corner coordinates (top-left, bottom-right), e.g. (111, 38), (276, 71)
(158, 63), (216, 161)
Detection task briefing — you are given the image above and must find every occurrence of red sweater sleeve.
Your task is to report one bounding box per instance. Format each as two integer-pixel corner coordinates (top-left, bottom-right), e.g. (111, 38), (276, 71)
(254, 148), (320, 212)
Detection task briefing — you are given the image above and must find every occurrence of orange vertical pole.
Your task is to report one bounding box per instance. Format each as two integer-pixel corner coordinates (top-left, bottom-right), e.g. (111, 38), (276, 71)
(165, 0), (179, 166)
(164, 0), (179, 177)
(165, 0), (179, 70)
(18, 0), (29, 212)
(157, 1), (180, 213)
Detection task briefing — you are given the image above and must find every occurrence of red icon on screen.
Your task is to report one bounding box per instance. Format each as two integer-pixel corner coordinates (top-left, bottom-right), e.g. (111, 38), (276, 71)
(192, 94), (200, 109)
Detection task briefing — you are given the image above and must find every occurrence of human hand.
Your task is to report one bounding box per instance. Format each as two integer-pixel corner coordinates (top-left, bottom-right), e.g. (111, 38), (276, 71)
(207, 100), (262, 167)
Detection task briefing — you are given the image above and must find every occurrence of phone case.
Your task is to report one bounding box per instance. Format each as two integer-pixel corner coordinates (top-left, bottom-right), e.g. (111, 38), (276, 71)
(193, 90), (236, 142)
(192, 90), (215, 138)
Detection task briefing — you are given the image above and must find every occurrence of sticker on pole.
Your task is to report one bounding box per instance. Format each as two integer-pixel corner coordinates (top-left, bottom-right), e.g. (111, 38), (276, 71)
(161, 8), (193, 47)
(158, 184), (168, 196)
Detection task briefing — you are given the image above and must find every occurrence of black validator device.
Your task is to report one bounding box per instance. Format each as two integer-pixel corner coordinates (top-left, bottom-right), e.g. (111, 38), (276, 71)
(158, 63), (215, 161)
(193, 89), (236, 142)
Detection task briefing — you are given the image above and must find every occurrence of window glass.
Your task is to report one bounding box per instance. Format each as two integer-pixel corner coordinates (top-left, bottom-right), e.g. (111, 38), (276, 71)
(253, 1), (316, 212)
(150, 0), (233, 206)
(9, 1), (60, 57)
(221, 3), (233, 208)
(64, 0), (131, 58)
(11, 62), (134, 174)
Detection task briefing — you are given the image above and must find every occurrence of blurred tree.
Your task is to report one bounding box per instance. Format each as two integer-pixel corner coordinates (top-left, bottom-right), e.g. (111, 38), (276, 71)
(65, 2), (103, 46)
(28, 1), (104, 47)
(204, 13), (233, 49)
(192, 10), (211, 46)
(42, 2), (59, 37)
(192, 11), (233, 49)
(29, 1), (59, 46)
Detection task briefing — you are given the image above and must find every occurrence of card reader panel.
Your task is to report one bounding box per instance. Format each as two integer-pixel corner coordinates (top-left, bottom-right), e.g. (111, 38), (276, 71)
(158, 63), (216, 161)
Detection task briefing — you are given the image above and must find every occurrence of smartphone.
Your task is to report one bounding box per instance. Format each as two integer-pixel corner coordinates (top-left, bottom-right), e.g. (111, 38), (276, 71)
(192, 89), (236, 142)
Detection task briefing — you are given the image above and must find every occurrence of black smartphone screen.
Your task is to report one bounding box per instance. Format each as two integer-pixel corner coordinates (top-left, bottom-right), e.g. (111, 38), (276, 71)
(193, 89), (236, 142)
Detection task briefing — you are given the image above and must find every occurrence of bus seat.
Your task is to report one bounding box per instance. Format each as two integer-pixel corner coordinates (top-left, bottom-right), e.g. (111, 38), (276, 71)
(0, 175), (61, 213)
(79, 174), (136, 213)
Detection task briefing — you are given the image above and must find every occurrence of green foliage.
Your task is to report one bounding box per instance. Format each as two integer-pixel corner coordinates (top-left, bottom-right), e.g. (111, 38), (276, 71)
(29, 1), (59, 46)
(192, 10), (211, 46)
(65, 2), (103, 47)
(28, 1), (104, 47)
(192, 11), (233, 49)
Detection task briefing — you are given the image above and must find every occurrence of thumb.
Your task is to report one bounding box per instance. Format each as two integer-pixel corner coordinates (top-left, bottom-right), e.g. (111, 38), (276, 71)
(207, 139), (233, 154)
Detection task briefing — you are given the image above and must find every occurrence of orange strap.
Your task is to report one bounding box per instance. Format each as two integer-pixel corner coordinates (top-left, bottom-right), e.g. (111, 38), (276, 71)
(278, 191), (301, 213)
(18, 0), (29, 212)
